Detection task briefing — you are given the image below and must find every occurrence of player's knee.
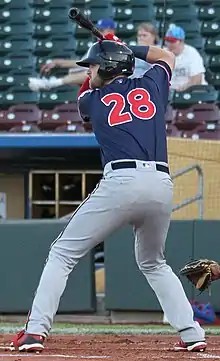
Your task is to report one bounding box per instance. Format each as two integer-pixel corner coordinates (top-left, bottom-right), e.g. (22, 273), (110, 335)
(48, 242), (79, 270)
(136, 258), (166, 273)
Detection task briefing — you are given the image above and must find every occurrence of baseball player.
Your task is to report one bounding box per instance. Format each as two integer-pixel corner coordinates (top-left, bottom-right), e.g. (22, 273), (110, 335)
(10, 35), (207, 353)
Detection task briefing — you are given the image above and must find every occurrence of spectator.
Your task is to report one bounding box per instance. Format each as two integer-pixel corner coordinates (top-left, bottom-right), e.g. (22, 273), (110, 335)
(164, 25), (207, 91)
(132, 22), (160, 78)
(29, 19), (117, 91)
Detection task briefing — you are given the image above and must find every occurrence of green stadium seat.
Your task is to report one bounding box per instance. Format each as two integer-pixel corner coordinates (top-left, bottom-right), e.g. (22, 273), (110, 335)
(84, 8), (113, 22)
(0, 0), (33, 7)
(0, 23), (35, 38)
(132, 6), (156, 23)
(172, 20), (201, 37)
(75, 38), (93, 57)
(39, 86), (78, 109)
(116, 21), (135, 38)
(34, 23), (75, 39)
(0, 7), (34, 23)
(33, 8), (69, 23)
(186, 36), (205, 51)
(0, 36), (36, 55)
(33, 0), (73, 7)
(113, 7), (132, 21)
(35, 36), (76, 56)
(36, 51), (74, 71)
(172, 85), (218, 109)
(209, 55), (220, 72)
(154, 0), (191, 4)
(131, 0), (154, 5)
(156, 5), (197, 21)
(0, 54), (36, 72)
(75, 24), (90, 39)
(201, 21), (220, 37)
(195, 0), (220, 5)
(89, 0), (112, 8)
(207, 72), (220, 90)
(0, 71), (38, 90)
(198, 5), (220, 21)
(205, 36), (220, 54)
(111, 0), (131, 5)
(0, 87), (40, 109)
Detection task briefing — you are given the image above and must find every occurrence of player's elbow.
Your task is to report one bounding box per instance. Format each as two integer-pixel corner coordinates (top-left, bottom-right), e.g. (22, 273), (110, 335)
(163, 51), (175, 72)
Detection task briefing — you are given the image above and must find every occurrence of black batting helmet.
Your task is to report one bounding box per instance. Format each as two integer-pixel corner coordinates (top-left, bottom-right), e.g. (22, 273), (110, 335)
(76, 40), (135, 80)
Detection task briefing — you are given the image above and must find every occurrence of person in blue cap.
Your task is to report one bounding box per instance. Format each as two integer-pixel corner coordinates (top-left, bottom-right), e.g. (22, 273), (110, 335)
(29, 18), (118, 91)
(164, 24), (207, 92)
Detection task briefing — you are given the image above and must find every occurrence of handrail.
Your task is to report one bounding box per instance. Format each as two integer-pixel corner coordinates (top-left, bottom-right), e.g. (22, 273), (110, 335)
(171, 164), (204, 219)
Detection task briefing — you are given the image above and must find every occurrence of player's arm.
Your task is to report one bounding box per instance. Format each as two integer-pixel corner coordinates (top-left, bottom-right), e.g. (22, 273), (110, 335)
(129, 45), (175, 72)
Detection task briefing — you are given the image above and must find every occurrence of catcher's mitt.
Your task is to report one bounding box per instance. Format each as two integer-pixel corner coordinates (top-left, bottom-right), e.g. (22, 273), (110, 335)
(179, 259), (220, 293)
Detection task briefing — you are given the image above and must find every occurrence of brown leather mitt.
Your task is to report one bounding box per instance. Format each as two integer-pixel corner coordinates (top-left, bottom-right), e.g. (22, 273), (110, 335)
(179, 259), (220, 293)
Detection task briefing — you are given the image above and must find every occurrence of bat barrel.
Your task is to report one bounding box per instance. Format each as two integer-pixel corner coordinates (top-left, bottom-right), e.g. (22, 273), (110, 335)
(68, 7), (79, 20)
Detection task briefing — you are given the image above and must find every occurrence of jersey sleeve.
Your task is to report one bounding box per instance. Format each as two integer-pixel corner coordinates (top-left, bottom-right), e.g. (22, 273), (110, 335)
(143, 60), (172, 107)
(77, 89), (94, 122)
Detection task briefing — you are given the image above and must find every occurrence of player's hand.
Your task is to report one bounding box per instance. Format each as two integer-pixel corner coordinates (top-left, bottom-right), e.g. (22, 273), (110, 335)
(40, 60), (60, 74)
(28, 76), (63, 92)
(102, 33), (125, 45)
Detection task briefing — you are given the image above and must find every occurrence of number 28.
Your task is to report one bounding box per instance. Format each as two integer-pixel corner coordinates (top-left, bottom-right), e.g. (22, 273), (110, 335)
(101, 88), (156, 127)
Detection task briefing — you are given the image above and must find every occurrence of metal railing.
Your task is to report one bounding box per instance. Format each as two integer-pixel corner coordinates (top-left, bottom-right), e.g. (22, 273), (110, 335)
(171, 164), (204, 219)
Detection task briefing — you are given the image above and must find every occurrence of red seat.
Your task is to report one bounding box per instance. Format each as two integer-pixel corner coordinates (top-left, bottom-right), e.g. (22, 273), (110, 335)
(166, 123), (182, 137)
(9, 124), (41, 133)
(54, 123), (86, 133)
(174, 103), (220, 131)
(0, 104), (42, 131)
(197, 128), (220, 140)
(41, 103), (81, 131)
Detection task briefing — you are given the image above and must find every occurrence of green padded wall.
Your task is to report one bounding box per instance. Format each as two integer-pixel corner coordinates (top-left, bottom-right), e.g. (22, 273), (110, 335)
(105, 221), (194, 311)
(0, 220), (95, 313)
(193, 220), (220, 312)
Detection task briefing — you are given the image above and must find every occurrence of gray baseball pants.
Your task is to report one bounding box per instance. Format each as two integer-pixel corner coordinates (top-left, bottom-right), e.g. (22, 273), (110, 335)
(26, 160), (205, 342)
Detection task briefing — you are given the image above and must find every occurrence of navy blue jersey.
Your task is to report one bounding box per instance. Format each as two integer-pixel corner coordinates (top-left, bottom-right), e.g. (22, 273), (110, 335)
(78, 60), (171, 167)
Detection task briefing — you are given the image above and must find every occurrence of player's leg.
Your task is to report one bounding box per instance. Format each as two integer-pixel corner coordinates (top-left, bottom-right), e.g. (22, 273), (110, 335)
(133, 174), (205, 349)
(12, 174), (136, 348)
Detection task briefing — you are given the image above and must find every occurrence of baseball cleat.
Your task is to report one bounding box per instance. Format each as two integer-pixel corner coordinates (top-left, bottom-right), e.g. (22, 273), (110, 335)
(174, 339), (207, 352)
(10, 330), (45, 352)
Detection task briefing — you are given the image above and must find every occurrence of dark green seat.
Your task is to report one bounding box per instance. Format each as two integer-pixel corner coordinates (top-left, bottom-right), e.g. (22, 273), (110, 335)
(75, 23), (90, 39)
(111, 0), (131, 5)
(114, 7), (132, 21)
(198, 5), (220, 21)
(131, 0), (154, 5)
(209, 55), (220, 72)
(35, 36), (76, 56)
(0, 54), (36, 73)
(0, 36), (36, 55)
(156, 5), (197, 21)
(132, 6), (156, 22)
(154, 0), (192, 4)
(206, 71), (220, 90)
(0, 71), (38, 91)
(85, 8), (113, 22)
(205, 36), (220, 55)
(33, 0), (73, 7)
(0, 0), (33, 7)
(33, 7), (69, 23)
(116, 21), (136, 38)
(0, 23), (35, 38)
(36, 51), (74, 71)
(0, 7), (34, 23)
(0, 86), (40, 109)
(39, 86), (78, 109)
(75, 39), (93, 57)
(172, 85), (218, 109)
(201, 21), (220, 37)
(186, 36), (205, 51)
(34, 23), (75, 39)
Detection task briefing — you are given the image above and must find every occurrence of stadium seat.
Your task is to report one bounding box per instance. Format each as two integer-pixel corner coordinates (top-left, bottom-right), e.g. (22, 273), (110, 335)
(201, 21), (220, 37)
(0, 71), (38, 90)
(198, 5), (220, 21)
(131, 6), (156, 23)
(165, 104), (176, 124)
(174, 104), (218, 131)
(172, 85), (218, 109)
(155, 0), (192, 4)
(0, 0), (33, 8)
(116, 21), (135, 38)
(34, 23), (75, 39)
(0, 7), (34, 23)
(113, 7), (132, 21)
(156, 5), (198, 22)
(75, 39), (93, 57)
(75, 24), (90, 39)
(205, 36), (220, 54)
(39, 86), (79, 109)
(0, 36), (36, 55)
(196, 127), (220, 140)
(33, 8), (69, 23)
(54, 123), (85, 133)
(172, 20), (201, 38)
(209, 55), (220, 72)
(0, 54), (36, 73)
(0, 87), (40, 109)
(35, 36), (76, 56)
(0, 104), (42, 131)
(186, 36), (205, 51)
(166, 123), (182, 137)
(41, 103), (81, 131)
(36, 51), (74, 71)
(33, 0), (73, 7)
(207, 72), (220, 90)
(0, 23), (35, 38)
(111, 0), (131, 5)
(83, 8), (113, 22)
(8, 124), (41, 133)
(131, 0), (154, 5)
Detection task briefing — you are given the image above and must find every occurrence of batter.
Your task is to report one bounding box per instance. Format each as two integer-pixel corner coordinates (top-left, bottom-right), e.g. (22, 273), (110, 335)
(10, 35), (206, 353)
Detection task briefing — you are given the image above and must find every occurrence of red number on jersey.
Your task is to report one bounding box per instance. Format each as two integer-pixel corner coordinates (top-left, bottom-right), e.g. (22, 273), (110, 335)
(101, 88), (156, 127)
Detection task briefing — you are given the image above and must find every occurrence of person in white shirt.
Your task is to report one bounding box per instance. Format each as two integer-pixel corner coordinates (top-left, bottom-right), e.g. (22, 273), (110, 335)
(132, 22), (160, 78)
(164, 24), (207, 92)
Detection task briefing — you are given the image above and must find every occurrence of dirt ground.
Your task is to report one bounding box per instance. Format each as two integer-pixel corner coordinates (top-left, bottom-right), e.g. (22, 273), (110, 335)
(0, 334), (220, 361)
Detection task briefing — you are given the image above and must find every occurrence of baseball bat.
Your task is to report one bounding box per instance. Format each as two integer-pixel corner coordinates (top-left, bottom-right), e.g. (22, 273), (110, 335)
(68, 7), (105, 41)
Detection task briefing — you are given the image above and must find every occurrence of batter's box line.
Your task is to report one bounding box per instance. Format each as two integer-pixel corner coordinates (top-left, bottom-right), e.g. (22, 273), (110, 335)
(0, 354), (111, 359)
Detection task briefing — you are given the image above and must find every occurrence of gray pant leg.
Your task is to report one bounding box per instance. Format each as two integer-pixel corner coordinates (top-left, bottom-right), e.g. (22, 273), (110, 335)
(134, 175), (205, 342)
(26, 176), (136, 336)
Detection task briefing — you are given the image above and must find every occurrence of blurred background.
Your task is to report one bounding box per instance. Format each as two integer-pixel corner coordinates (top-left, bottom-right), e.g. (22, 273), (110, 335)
(0, 0), (220, 324)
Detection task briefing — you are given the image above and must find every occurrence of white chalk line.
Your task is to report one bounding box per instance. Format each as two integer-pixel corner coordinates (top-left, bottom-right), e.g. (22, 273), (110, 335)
(0, 354), (110, 359)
